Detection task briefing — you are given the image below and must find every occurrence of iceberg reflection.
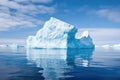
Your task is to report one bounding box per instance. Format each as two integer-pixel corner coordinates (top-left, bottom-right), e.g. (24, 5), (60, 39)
(67, 49), (94, 67)
(26, 48), (94, 79)
(27, 49), (67, 68)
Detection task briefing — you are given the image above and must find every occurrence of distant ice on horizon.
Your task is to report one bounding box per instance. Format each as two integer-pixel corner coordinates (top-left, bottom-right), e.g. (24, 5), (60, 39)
(94, 44), (120, 51)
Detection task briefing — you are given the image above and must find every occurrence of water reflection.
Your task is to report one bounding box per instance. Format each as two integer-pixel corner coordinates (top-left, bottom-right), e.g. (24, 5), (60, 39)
(26, 48), (94, 79)
(67, 49), (94, 67)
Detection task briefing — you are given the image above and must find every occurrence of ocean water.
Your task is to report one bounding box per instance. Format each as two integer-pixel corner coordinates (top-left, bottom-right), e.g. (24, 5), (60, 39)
(0, 47), (120, 80)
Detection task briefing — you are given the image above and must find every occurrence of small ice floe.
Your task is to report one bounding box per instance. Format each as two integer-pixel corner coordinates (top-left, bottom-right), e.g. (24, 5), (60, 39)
(9, 43), (19, 48)
(0, 44), (8, 48)
(101, 44), (111, 49)
(99, 44), (120, 51)
(112, 44), (120, 51)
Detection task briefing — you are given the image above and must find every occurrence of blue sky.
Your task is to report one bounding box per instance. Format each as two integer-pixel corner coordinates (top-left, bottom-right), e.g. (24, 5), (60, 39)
(0, 0), (120, 44)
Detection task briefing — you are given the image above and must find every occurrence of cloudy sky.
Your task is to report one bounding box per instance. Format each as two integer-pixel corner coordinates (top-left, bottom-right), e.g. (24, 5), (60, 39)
(0, 0), (120, 45)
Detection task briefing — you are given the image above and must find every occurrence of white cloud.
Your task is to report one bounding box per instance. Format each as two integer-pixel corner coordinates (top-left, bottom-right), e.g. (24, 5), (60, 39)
(0, 1), (55, 15)
(31, 0), (52, 3)
(0, 11), (44, 31)
(0, 38), (26, 45)
(13, 0), (52, 3)
(0, 0), (55, 31)
(96, 8), (120, 23)
(78, 6), (120, 23)
(13, 0), (30, 3)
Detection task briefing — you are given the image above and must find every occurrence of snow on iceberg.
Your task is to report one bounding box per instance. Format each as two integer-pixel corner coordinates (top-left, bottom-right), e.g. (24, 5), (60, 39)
(27, 17), (95, 49)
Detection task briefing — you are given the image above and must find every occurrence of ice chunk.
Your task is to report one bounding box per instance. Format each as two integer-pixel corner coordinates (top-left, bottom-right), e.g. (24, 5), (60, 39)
(112, 44), (120, 50)
(101, 45), (111, 49)
(0, 44), (8, 48)
(113, 44), (120, 48)
(27, 17), (95, 49)
(9, 43), (19, 51)
(97, 44), (120, 51)
(9, 43), (18, 48)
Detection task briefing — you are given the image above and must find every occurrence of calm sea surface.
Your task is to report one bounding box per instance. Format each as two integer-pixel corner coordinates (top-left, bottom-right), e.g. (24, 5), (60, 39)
(0, 47), (120, 80)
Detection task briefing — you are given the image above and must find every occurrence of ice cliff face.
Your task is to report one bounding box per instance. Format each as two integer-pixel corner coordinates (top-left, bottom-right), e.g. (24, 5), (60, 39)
(27, 17), (95, 48)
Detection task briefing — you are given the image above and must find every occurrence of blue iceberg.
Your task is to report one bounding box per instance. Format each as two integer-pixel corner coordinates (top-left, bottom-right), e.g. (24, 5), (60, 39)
(27, 17), (95, 48)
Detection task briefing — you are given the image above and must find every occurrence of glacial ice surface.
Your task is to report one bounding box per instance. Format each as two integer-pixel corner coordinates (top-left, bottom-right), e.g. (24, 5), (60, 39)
(27, 17), (95, 49)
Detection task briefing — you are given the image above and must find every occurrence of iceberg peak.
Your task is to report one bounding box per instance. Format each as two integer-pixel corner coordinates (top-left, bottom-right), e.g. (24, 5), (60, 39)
(50, 17), (61, 22)
(27, 17), (95, 49)
(81, 31), (89, 38)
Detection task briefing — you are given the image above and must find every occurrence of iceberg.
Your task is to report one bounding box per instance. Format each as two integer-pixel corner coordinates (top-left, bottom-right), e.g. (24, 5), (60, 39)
(27, 17), (95, 49)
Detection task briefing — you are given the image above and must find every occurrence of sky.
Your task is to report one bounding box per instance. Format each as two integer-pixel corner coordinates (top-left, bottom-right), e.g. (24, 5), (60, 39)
(0, 0), (120, 45)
